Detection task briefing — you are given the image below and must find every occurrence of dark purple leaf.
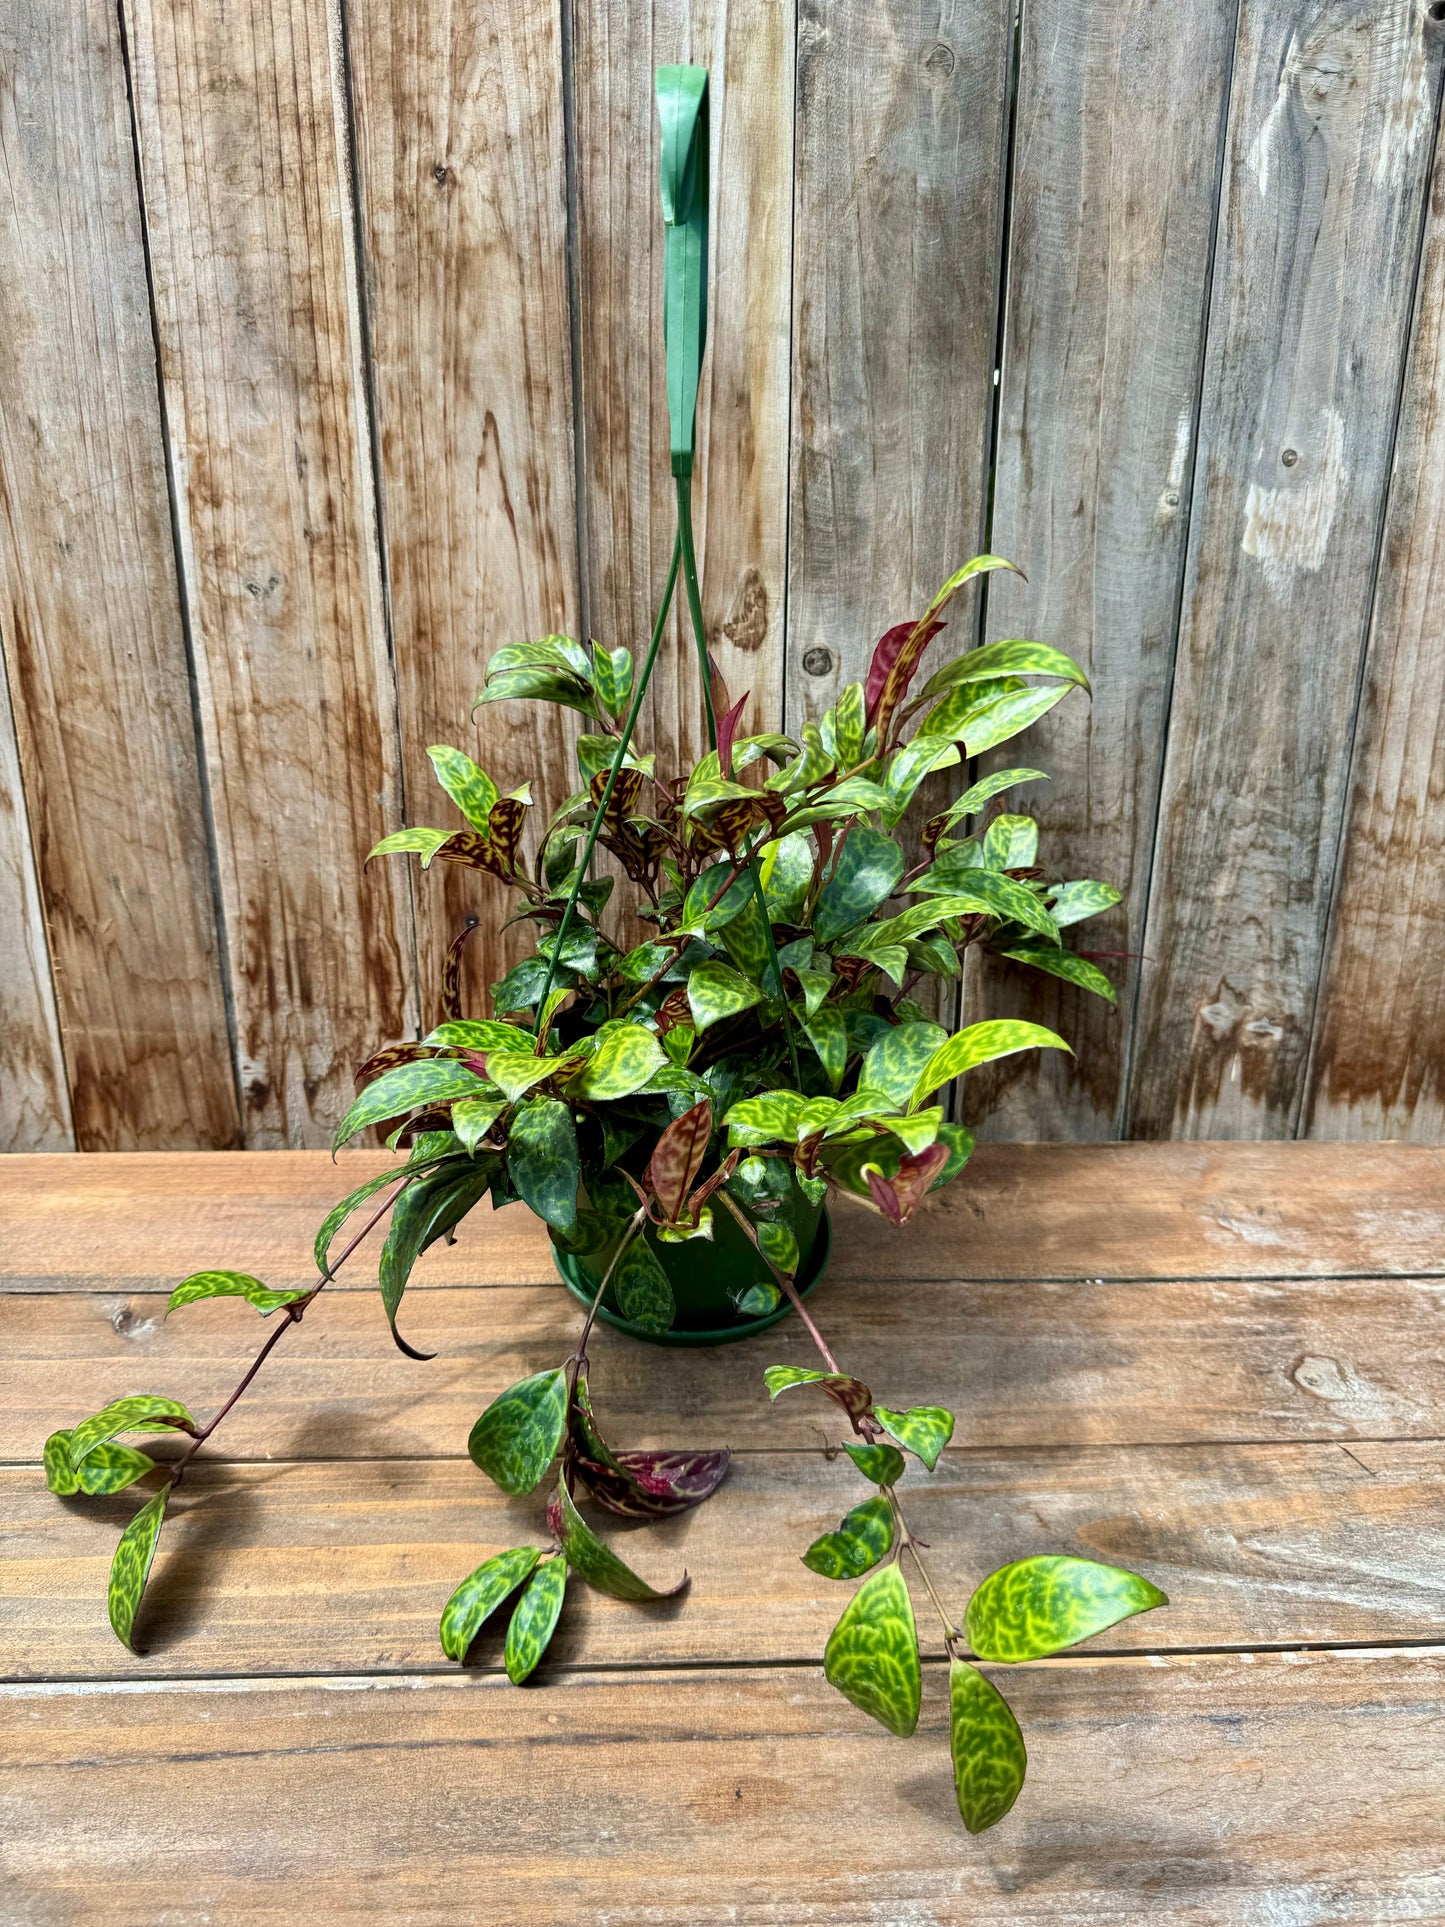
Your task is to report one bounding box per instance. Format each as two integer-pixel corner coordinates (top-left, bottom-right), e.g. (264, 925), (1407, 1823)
(715, 691), (750, 781)
(865, 618), (945, 729)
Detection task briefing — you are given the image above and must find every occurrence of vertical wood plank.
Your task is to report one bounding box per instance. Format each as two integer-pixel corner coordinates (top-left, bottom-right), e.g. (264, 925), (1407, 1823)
(1305, 101), (1445, 1142)
(0, 0), (239, 1151)
(786, 0), (1012, 728)
(960, 0), (1238, 1141)
(1128, 0), (1443, 1139)
(573, 0), (795, 784)
(347, 0), (581, 1018)
(0, 664), (70, 1152)
(126, 0), (418, 1145)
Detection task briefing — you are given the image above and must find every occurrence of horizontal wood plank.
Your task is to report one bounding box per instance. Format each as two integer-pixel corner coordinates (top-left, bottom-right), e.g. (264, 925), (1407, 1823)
(3, 1268), (1441, 1461)
(3, 1651), (1443, 1921)
(6, 1440), (1443, 1682)
(5, 1143), (1445, 1294)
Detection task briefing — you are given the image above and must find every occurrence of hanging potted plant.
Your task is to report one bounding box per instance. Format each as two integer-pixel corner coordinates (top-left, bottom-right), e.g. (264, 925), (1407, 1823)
(43, 67), (1165, 1835)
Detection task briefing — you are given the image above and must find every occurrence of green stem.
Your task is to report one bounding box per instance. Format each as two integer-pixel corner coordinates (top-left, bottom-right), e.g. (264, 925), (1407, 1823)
(534, 531), (683, 1031)
(675, 473), (799, 1080)
(675, 475), (716, 750)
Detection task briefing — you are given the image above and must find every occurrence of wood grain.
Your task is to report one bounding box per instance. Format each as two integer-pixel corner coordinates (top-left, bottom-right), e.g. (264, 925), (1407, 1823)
(5, 1144), (1443, 1293)
(124, 0), (418, 1146)
(0, 0), (236, 1151)
(347, 0), (582, 1019)
(0, 649), (69, 1152)
(572, 0), (793, 811)
(7, 1439), (1443, 1680)
(1129, 0), (1445, 1139)
(4, 1652), (1443, 1921)
(962, 0), (1236, 1142)
(6, 1267), (1442, 1462)
(1305, 107), (1445, 1141)
(786, 0), (1012, 722)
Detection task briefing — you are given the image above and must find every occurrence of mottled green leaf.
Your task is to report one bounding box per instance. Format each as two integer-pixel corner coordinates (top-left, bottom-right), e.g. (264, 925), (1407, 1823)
(881, 734), (960, 824)
(938, 767), (1050, 825)
(69, 1396), (194, 1470)
(962, 681), (1071, 756)
(873, 1404), (955, 1471)
(547, 1482), (687, 1601)
(427, 743), (499, 833)
(686, 959), (763, 1032)
(802, 1496), (895, 1579)
(823, 1560), (921, 1737)
(481, 1049), (572, 1101)
(911, 1020), (1070, 1110)
(1001, 944), (1117, 1004)
(75, 1441), (157, 1496)
(452, 1092), (509, 1152)
(44, 1430), (79, 1494)
(762, 1366), (873, 1421)
(379, 1160), (493, 1357)
(843, 1441), (906, 1486)
(614, 1237), (675, 1333)
(682, 862), (752, 931)
(951, 1659), (1027, 1833)
(591, 643), (634, 719)
(504, 1558), (567, 1684)
(758, 832), (813, 920)
(424, 1018), (529, 1052)
(876, 1108), (944, 1156)
(662, 1024), (695, 1067)
(468, 1369), (568, 1496)
(334, 1058), (492, 1149)
(756, 1221), (799, 1275)
(908, 862), (1061, 942)
(920, 637), (1089, 701)
(439, 1545), (541, 1661)
(815, 775), (891, 815)
(724, 1092), (806, 1146)
(166, 1271), (308, 1318)
(966, 1555), (1168, 1662)
(487, 634), (591, 678)
(793, 966), (833, 1019)
(367, 826), (450, 866)
(982, 813), (1039, 871)
(860, 1022), (948, 1107)
(734, 1282), (782, 1316)
(476, 664), (601, 719)
(108, 1486), (169, 1651)
(565, 1025), (667, 1102)
(507, 1095), (580, 1232)
(834, 681), (866, 767)
(803, 1003), (847, 1090)
(1047, 878), (1124, 927)
(813, 826), (905, 945)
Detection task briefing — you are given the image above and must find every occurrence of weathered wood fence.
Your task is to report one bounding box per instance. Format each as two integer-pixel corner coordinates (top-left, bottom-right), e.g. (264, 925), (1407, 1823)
(1, 0), (1442, 1152)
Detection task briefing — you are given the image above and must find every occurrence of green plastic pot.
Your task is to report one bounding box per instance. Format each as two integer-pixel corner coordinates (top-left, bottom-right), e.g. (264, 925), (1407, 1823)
(554, 1182), (830, 1346)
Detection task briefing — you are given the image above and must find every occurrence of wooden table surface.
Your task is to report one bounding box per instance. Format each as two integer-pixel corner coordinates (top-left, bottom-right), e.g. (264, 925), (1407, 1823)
(3, 1143), (1444, 1923)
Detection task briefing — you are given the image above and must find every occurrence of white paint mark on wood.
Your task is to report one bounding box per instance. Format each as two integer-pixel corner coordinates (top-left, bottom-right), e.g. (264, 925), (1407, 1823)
(1242, 407), (1347, 593)
(1247, 34), (1303, 198)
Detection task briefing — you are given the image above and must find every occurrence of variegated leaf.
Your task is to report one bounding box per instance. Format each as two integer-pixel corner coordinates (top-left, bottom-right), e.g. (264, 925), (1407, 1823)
(843, 1441), (906, 1486)
(547, 1482), (688, 1601)
(468, 1368), (568, 1496)
(823, 1560), (921, 1737)
(872, 1403), (955, 1470)
(108, 1486), (169, 1651)
(1001, 944), (1117, 1004)
(614, 1237), (676, 1333)
(69, 1397), (194, 1469)
(504, 1558), (568, 1684)
(646, 1097), (712, 1222)
(166, 1271), (309, 1318)
(860, 1022), (949, 1107)
(951, 1659), (1028, 1833)
(966, 1555), (1168, 1662)
(812, 826), (904, 945)
(366, 827), (450, 866)
(334, 1058), (492, 1149)
(427, 743), (499, 833)
(762, 1366), (872, 1421)
(910, 1020), (1070, 1110)
(506, 1095), (579, 1232)
(802, 1496), (895, 1579)
(439, 1545), (541, 1662)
